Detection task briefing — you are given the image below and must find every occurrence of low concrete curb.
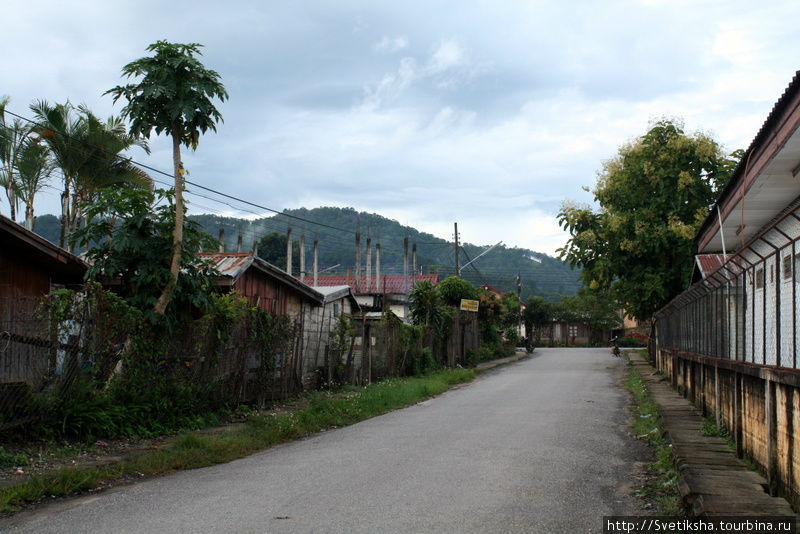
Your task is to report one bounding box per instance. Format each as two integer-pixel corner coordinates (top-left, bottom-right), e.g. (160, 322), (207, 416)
(474, 351), (531, 371)
(629, 351), (797, 518)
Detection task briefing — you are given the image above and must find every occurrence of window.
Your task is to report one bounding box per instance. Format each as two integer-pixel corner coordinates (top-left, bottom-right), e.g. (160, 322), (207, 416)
(756, 268), (765, 289)
(784, 254), (793, 280)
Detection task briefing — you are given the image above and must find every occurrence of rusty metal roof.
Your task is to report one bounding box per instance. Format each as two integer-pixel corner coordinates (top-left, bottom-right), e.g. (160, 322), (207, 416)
(197, 252), (254, 280)
(198, 252), (324, 304)
(695, 254), (725, 276)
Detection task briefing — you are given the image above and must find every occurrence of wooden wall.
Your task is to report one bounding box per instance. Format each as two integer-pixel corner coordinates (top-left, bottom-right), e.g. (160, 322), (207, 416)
(655, 347), (800, 508)
(0, 255), (50, 300)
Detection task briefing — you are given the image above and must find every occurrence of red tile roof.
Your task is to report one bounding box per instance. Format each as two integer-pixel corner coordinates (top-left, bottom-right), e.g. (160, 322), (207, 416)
(312, 274), (438, 294)
(479, 284), (504, 296)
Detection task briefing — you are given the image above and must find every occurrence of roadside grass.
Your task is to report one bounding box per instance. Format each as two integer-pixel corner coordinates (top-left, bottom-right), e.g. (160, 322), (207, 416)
(0, 368), (476, 513)
(625, 354), (684, 516)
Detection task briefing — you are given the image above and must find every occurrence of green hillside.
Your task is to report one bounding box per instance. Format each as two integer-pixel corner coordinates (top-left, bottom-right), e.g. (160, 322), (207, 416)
(32, 207), (581, 301)
(189, 207), (580, 301)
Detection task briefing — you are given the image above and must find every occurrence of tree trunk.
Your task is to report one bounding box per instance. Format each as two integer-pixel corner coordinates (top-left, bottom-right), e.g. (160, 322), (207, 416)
(154, 127), (184, 315)
(7, 178), (15, 222)
(24, 204), (34, 231)
(59, 183), (70, 249)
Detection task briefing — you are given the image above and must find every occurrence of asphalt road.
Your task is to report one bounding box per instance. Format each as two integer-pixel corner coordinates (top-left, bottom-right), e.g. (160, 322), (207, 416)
(3, 347), (648, 533)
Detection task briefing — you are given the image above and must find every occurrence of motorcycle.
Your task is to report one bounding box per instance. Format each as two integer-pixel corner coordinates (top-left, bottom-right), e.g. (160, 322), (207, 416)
(609, 336), (620, 357)
(524, 336), (535, 354)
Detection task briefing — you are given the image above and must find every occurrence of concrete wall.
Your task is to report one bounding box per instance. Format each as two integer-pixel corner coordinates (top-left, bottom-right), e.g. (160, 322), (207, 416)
(654, 346), (800, 509)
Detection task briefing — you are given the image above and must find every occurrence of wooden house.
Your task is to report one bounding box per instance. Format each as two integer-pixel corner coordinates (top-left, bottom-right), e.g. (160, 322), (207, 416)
(199, 252), (324, 316)
(301, 285), (360, 389)
(0, 214), (86, 301)
(0, 215), (86, 394)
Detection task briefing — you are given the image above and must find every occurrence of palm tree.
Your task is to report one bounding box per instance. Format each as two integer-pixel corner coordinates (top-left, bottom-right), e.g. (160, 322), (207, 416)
(15, 138), (55, 230)
(0, 98), (33, 221)
(30, 100), (150, 251)
(70, 108), (150, 244)
(30, 100), (87, 247)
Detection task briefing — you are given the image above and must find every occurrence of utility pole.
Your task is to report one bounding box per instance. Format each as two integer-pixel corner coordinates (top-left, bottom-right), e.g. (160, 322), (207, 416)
(300, 233), (306, 283)
(355, 229), (361, 293)
(517, 270), (523, 340)
(412, 243), (417, 287)
(286, 226), (293, 275)
(454, 222), (460, 277)
(403, 236), (409, 295)
(375, 243), (381, 293)
(313, 235), (319, 286)
(366, 234), (372, 292)
(218, 226), (225, 253)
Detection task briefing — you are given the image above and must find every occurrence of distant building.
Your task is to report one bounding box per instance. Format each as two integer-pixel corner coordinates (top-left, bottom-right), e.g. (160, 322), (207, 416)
(313, 274), (439, 319)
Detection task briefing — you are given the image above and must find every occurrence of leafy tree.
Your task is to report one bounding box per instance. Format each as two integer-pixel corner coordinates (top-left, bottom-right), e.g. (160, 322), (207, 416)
(558, 288), (621, 345)
(72, 187), (219, 326)
(524, 296), (553, 343)
(558, 118), (739, 320)
(256, 231), (300, 272)
(499, 292), (521, 329)
(106, 40), (228, 315)
(437, 276), (477, 306)
(476, 288), (504, 344)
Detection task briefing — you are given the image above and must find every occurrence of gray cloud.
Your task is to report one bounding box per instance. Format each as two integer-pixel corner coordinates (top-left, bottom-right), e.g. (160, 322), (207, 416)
(3, 0), (800, 255)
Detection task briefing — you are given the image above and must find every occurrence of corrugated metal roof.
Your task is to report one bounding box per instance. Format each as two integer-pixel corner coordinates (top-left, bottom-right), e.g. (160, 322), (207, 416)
(197, 252), (254, 281)
(312, 285), (360, 310)
(697, 70), (800, 247)
(312, 274), (439, 294)
(198, 252), (324, 304)
(695, 254), (725, 279)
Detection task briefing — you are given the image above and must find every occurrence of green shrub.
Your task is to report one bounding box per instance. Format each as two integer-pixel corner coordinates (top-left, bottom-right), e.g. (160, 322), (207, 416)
(0, 447), (28, 468)
(504, 328), (521, 346)
(410, 348), (438, 376)
(618, 336), (646, 347)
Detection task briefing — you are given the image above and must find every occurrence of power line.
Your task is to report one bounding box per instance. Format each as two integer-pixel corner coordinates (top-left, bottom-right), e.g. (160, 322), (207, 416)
(4, 107), (544, 278)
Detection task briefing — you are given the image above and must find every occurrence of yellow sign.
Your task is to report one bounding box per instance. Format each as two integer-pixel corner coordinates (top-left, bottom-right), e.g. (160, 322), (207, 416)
(460, 299), (479, 312)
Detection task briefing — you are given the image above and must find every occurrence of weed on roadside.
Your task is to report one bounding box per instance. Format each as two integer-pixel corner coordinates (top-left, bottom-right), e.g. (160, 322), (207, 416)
(625, 360), (684, 517)
(0, 368), (476, 514)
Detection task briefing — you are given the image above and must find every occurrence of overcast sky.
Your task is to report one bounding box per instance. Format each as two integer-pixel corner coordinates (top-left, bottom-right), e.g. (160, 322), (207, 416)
(3, 0), (799, 255)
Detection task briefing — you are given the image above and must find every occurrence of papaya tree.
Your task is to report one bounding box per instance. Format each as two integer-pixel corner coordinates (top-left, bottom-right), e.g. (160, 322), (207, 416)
(106, 40), (228, 315)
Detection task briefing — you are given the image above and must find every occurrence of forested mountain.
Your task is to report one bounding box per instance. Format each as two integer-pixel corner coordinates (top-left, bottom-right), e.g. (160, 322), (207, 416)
(32, 207), (581, 301)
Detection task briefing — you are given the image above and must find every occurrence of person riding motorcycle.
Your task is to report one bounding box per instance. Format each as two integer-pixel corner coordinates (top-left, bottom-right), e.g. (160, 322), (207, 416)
(609, 336), (620, 357)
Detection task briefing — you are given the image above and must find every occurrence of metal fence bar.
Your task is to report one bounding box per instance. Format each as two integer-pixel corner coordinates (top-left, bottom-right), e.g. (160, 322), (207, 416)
(653, 207), (800, 370)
